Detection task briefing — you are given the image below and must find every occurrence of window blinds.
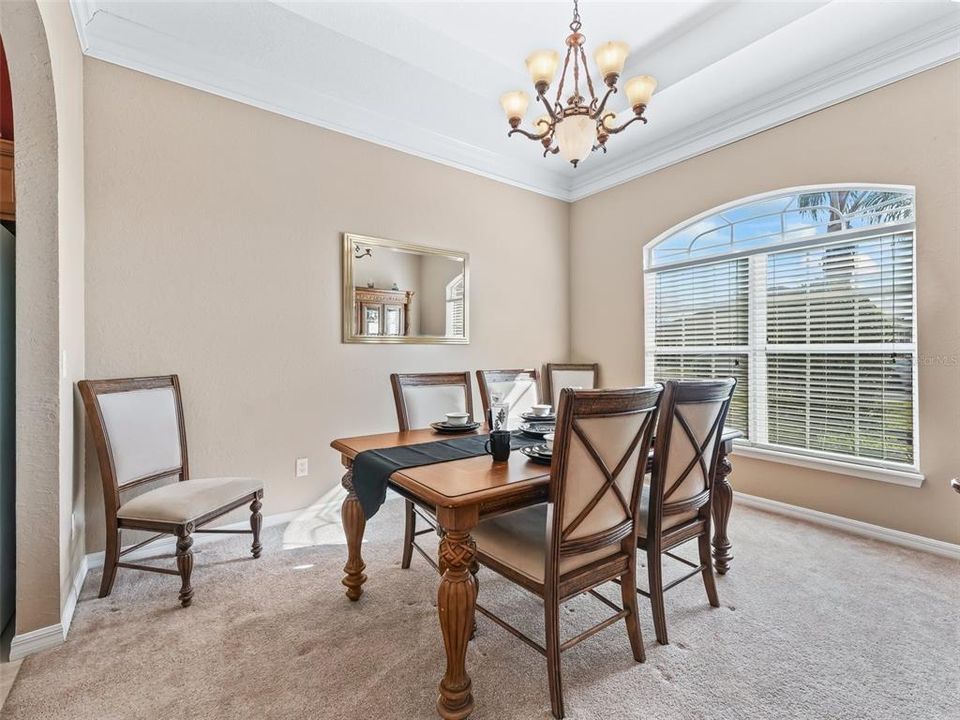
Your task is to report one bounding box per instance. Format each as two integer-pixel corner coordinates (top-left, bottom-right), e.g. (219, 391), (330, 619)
(648, 231), (916, 469)
(763, 233), (915, 464)
(651, 259), (750, 435)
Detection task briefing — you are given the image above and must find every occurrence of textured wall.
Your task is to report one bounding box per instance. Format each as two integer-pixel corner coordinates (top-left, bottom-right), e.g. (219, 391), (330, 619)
(0, 0), (62, 633)
(570, 61), (960, 543)
(82, 59), (570, 551)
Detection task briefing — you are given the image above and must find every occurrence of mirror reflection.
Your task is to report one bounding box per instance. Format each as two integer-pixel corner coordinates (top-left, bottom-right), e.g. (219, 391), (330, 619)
(343, 233), (469, 344)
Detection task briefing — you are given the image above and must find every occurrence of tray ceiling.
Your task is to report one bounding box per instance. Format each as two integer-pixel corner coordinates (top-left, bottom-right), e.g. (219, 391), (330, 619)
(70, 1), (960, 201)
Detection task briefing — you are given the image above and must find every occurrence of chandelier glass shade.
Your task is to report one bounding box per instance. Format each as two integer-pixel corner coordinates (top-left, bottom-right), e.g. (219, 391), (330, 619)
(499, 0), (657, 167)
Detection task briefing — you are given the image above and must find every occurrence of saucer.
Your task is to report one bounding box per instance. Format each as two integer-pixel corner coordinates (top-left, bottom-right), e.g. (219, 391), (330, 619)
(521, 411), (556, 423)
(430, 421), (480, 434)
(521, 445), (552, 465)
(519, 422), (556, 438)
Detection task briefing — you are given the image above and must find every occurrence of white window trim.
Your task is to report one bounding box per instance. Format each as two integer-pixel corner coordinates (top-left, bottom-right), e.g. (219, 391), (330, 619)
(731, 442), (924, 487)
(643, 184), (922, 486)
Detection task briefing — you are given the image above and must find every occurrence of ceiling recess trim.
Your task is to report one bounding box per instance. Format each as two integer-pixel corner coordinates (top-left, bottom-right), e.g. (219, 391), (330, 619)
(569, 15), (960, 201)
(69, 2), (959, 203)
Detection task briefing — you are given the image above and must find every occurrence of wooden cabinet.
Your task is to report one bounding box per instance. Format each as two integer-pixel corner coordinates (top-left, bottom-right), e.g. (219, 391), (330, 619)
(0, 140), (13, 222)
(354, 287), (414, 337)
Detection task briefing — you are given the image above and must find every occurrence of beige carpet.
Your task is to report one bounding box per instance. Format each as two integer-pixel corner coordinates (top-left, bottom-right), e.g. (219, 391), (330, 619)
(3, 496), (958, 720)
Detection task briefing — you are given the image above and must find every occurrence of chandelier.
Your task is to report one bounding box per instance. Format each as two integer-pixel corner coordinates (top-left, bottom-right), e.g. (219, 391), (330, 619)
(499, 0), (657, 168)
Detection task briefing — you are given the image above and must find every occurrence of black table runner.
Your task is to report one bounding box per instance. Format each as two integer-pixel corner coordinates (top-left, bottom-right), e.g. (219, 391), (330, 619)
(352, 431), (543, 519)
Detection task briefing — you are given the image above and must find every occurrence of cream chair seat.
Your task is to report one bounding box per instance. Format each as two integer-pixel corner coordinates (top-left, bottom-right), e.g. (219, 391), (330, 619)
(117, 477), (263, 524)
(473, 505), (619, 584)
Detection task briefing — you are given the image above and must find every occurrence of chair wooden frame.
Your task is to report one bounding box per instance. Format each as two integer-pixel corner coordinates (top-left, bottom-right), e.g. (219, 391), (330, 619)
(79, 375), (263, 607)
(389, 372), (474, 572)
(474, 386), (661, 719)
(543, 363), (600, 408)
(475, 368), (542, 425)
(637, 378), (736, 644)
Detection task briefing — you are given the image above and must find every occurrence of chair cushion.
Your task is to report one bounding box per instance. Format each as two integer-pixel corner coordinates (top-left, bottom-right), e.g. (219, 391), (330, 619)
(117, 477), (263, 524)
(636, 484), (699, 539)
(473, 505), (619, 585)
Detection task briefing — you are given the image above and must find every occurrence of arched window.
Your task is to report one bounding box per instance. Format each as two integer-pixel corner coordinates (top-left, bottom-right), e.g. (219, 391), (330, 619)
(644, 185), (919, 481)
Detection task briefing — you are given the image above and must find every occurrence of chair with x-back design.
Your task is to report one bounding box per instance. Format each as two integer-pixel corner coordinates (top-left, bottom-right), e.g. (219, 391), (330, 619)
(638, 378), (736, 645)
(471, 386), (662, 719)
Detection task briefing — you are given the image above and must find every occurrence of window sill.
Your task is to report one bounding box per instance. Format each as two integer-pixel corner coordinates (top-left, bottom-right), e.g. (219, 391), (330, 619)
(731, 442), (924, 488)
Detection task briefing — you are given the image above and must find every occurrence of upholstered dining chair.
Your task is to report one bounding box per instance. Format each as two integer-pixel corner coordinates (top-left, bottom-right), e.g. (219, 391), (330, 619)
(638, 378), (736, 645)
(544, 362), (600, 409)
(389, 372), (475, 571)
(79, 376), (263, 607)
(472, 386), (662, 719)
(476, 368), (541, 427)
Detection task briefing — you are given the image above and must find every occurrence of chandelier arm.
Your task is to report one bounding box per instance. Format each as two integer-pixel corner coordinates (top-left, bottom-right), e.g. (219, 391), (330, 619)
(543, 144), (560, 157)
(590, 85), (618, 120)
(538, 92), (560, 121)
(578, 45), (598, 104)
(602, 110), (648, 135)
(508, 126), (552, 141)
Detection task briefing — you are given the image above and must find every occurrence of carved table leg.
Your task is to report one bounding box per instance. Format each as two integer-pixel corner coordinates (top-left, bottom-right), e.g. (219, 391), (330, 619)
(436, 507), (478, 720)
(712, 451), (734, 575)
(340, 469), (367, 601)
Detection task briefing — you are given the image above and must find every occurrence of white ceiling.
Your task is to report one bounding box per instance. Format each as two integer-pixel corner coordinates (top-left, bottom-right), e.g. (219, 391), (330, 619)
(70, 1), (960, 201)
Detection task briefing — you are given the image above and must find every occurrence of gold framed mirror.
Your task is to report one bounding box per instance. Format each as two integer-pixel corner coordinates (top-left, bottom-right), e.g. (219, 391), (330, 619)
(342, 233), (469, 344)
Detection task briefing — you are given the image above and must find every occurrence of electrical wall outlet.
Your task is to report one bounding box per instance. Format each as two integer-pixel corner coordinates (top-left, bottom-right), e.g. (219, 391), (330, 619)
(296, 457), (309, 478)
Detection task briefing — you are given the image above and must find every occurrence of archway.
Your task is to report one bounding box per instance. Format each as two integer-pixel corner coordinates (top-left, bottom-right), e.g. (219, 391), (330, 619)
(0, 0), (66, 656)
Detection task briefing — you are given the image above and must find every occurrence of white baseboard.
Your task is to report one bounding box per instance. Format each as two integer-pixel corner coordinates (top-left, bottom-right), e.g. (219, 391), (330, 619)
(10, 554), (89, 661)
(61, 555), (89, 636)
(9, 624), (65, 662)
(85, 509), (301, 569)
(735, 492), (960, 561)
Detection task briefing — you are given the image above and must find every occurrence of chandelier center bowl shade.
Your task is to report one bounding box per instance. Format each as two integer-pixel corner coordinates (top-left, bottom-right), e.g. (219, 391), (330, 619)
(499, 0), (657, 168)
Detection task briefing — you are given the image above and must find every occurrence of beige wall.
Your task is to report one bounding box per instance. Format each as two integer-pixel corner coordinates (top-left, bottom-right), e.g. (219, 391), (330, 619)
(570, 61), (960, 544)
(82, 59), (569, 551)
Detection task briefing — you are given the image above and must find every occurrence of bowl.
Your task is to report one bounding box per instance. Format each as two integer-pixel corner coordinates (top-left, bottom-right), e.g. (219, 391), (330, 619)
(445, 412), (470, 426)
(530, 404), (553, 417)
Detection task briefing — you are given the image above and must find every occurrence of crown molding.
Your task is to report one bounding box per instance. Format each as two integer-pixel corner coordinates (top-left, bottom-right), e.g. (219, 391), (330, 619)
(71, 3), (573, 200)
(69, 0), (94, 52)
(569, 15), (960, 202)
(69, 3), (958, 203)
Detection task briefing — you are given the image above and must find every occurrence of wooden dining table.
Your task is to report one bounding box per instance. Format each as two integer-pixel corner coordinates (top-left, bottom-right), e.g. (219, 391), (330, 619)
(330, 427), (739, 720)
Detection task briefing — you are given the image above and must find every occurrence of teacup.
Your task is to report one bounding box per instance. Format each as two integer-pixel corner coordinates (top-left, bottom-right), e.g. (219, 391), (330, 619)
(543, 433), (555, 453)
(445, 412), (470, 426)
(530, 404), (553, 417)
